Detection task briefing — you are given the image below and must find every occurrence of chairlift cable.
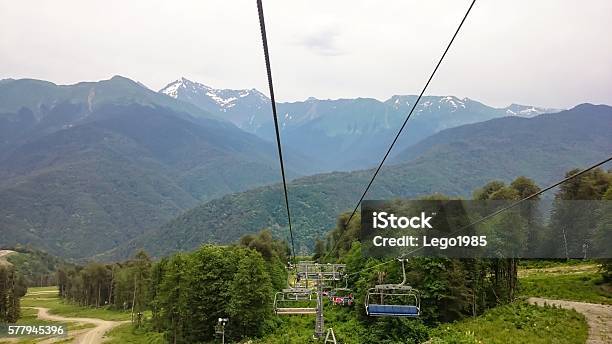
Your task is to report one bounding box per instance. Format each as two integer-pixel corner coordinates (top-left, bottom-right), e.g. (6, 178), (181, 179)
(344, 0), (477, 227)
(256, 0), (297, 263)
(322, 0), (477, 262)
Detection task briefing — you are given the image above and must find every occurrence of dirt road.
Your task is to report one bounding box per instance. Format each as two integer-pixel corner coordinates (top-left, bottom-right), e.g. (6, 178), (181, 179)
(32, 307), (128, 344)
(528, 297), (612, 344)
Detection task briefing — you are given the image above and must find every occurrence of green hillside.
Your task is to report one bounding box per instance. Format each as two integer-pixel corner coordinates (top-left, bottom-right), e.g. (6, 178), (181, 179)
(1, 246), (72, 287)
(0, 76), (212, 120)
(0, 78), (309, 260)
(104, 104), (612, 260)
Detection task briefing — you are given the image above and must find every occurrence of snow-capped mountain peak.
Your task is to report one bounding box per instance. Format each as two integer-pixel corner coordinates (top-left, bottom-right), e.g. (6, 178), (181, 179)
(503, 103), (560, 117)
(158, 78), (271, 132)
(160, 78), (268, 110)
(160, 77), (212, 99)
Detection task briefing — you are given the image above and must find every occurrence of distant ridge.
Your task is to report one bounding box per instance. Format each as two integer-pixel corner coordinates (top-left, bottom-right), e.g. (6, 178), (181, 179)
(161, 77), (560, 171)
(100, 103), (612, 260)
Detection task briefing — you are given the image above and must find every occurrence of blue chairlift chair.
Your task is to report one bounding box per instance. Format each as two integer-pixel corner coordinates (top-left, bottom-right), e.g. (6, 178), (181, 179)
(364, 259), (420, 317)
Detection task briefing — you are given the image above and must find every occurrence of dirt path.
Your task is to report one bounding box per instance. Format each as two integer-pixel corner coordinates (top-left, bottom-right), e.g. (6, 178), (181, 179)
(0, 250), (16, 266)
(518, 264), (598, 278)
(528, 297), (612, 344)
(32, 307), (128, 344)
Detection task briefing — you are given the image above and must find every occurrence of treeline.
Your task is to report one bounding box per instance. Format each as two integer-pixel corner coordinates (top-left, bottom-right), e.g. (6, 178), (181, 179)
(318, 167), (611, 328)
(58, 251), (151, 313)
(474, 168), (611, 278)
(0, 265), (27, 322)
(471, 168), (611, 259)
(58, 230), (288, 343)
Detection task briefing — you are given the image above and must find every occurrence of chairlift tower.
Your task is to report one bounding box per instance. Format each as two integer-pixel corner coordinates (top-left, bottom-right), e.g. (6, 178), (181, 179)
(276, 261), (345, 341)
(315, 273), (324, 338)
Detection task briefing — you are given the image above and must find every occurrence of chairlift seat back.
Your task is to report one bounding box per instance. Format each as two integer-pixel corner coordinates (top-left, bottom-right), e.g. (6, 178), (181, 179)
(367, 304), (419, 317)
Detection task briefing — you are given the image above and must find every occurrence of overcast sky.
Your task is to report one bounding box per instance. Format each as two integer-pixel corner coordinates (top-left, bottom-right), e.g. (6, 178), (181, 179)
(1, 0), (610, 109)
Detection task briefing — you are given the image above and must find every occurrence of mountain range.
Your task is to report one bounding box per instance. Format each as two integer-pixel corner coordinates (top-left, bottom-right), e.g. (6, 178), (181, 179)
(0, 75), (607, 261)
(0, 76), (309, 259)
(99, 103), (612, 260)
(161, 77), (559, 170)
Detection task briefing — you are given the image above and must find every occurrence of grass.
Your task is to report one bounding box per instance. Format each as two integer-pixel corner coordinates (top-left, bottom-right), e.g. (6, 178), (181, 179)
(429, 302), (589, 344)
(20, 286), (132, 321)
(0, 288), (94, 344)
(1, 286), (155, 344)
(518, 259), (596, 269)
(518, 264), (612, 304)
(254, 300), (590, 344)
(105, 324), (165, 344)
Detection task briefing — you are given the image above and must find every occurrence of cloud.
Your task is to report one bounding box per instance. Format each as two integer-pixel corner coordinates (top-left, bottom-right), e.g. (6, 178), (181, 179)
(293, 27), (345, 56)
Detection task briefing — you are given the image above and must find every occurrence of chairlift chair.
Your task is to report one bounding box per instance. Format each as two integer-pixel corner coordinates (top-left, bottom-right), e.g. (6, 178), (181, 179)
(365, 259), (420, 317)
(274, 287), (317, 315)
(330, 276), (354, 306)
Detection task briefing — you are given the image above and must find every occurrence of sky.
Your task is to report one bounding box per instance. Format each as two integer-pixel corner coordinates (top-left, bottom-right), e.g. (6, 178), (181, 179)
(0, 0), (611, 109)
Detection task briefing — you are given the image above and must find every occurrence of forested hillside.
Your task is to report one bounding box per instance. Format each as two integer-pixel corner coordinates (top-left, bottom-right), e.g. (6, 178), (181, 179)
(0, 77), (309, 259)
(2, 246), (72, 287)
(104, 104), (612, 259)
(59, 172), (611, 343)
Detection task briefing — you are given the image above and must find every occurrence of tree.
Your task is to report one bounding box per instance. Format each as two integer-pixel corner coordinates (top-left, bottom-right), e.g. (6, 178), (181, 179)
(474, 176), (537, 301)
(0, 266), (26, 322)
(594, 186), (612, 281)
(473, 181), (506, 200)
(227, 250), (273, 339)
(238, 229), (289, 263)
(510, 176), (541, 198)
(157, 254), (189, 344)
(148, 257), (167, 331)
(181, 246), (239, 342)
(131, 251), (152, 322)
(510, 177), (543, 255)
(547, 168), (611, 258)
(313, 238), (326, 262)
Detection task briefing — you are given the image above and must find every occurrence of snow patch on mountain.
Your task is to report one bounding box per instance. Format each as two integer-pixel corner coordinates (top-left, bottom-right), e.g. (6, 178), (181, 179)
(439, 96), (466, 111)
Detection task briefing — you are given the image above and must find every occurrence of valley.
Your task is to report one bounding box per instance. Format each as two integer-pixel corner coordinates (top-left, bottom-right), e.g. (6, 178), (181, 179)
(101, 103), (612, 260)
(1, 77), (610, 344)
(0, 76), (592, 261)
